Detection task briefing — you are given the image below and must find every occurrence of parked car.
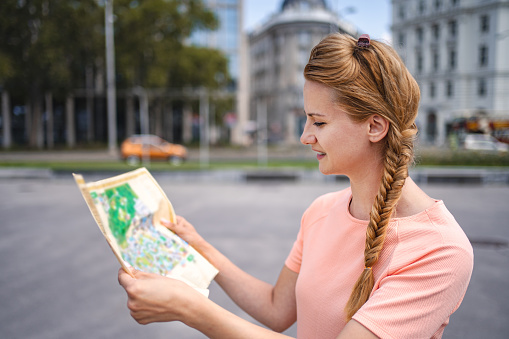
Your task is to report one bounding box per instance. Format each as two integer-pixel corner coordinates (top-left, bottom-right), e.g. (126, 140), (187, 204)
(493, 129), (509, 144)
(120, 134), (188, 165)
(463, 134), (508, 153)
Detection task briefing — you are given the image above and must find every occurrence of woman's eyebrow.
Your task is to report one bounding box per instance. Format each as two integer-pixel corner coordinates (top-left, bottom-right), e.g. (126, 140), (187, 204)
(305, 112), (326, 117)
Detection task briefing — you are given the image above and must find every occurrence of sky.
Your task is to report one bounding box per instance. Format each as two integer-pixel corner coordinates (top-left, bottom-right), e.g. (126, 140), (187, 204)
(244, 0), (392, 42)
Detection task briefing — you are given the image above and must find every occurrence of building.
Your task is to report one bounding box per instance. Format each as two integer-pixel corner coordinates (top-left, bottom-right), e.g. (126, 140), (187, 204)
(188, 0), (249, 145)
(248, 0), (358, 145)
(392, 0), (509, 145)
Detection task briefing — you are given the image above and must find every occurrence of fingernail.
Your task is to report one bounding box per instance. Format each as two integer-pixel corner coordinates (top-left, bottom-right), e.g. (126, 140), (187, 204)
(161, 218), (170, 224)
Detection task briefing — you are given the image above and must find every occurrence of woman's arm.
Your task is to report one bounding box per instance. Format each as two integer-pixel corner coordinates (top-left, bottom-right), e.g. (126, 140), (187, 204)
(336, 320), (379, 339)
(118, 267), (294, 339)
(161, 216), (298, 332)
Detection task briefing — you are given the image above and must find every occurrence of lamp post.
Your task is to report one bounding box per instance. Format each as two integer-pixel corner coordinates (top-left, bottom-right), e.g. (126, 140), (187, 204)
(105, 0), (117, 155)
(199, 89), (210, 168)
(133, 86), (150, 167)
(257, 99), (268, 167)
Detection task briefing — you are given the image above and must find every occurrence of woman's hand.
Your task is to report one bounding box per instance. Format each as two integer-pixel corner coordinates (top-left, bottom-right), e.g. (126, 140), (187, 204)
(161, 215), (205, 249)
(118, 267), (204, 325)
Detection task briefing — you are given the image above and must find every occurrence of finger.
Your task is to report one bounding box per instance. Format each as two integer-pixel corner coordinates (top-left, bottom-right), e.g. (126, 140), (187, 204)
(118, 267), (134, 287)
(160, 218), (176, 232)
(118, 265), (140, 286)
(176, 215), (188, 226)
(162, 215), (187, 229)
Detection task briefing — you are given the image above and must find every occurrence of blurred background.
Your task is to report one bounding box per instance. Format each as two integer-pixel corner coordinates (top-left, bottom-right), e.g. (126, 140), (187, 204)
(0, 0), (507, 161)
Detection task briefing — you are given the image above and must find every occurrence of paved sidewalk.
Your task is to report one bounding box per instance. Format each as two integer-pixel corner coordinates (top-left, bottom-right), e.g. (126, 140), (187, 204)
(0, 179), (507, 339)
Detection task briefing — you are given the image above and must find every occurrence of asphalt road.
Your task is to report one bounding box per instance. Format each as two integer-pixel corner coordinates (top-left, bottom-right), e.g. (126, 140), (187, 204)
(0, 176), (507, 339)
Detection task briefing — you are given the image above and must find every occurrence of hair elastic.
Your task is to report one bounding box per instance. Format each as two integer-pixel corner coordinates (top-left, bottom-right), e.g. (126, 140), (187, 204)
(364, 266), (372, 271)
(357, 34), (371, 48)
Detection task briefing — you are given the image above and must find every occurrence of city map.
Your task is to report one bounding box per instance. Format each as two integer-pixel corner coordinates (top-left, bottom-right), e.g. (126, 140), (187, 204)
(74, 168), (218, 294)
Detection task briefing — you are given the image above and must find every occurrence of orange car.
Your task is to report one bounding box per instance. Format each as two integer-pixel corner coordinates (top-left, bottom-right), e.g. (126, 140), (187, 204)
(120, 134), (188, 165)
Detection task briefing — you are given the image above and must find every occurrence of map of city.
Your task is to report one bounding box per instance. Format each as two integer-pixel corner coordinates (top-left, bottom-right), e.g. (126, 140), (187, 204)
(90, 183), (194, 276)
(74, 168), (218, 294)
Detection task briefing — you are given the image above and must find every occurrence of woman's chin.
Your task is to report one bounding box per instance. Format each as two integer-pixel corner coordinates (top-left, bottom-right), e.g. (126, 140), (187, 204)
(318, 165), (334, 176)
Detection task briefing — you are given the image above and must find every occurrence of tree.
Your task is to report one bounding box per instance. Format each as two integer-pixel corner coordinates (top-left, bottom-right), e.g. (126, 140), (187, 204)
(0, 0), (230, 148)
(0, 0), (103, 148)
(114, 0), (229, 89)
(113, 0), (230, 144)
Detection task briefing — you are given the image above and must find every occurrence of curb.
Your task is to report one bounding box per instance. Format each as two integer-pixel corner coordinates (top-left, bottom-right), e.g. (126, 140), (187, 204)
(1, 167), (508, 184)
(0, 167), (53, 180)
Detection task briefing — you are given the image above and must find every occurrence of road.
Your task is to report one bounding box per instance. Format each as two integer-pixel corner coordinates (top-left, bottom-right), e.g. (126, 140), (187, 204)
(0, 175), (507, 338)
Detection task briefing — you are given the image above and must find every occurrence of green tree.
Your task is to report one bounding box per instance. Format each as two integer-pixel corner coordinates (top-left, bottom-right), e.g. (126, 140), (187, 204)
(0, 0), (103, 147)
(114, 0), (229, 89)
(0, 0), (230, 148)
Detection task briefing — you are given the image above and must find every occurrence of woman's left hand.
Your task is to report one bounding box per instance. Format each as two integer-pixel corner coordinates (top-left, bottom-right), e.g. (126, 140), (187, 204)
(118, 267), (203, 325)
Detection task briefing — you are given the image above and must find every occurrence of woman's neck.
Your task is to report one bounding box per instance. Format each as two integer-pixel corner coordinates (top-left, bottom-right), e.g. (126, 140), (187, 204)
(349, 173), (435, 221)
(348, 165), (385, 221)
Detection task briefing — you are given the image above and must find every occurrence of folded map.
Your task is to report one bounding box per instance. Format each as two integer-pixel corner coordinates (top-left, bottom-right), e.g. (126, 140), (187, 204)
(74, 168), (218, 296)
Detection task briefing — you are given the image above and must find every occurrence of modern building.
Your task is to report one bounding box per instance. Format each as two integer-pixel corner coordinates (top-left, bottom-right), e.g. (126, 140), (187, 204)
(188, 0), (249, 145)
(248, 0), (358, 145)
(392, 0), (509, 145)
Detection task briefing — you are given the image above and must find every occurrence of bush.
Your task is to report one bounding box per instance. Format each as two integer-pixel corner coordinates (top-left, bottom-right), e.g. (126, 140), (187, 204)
(415, 149), (509, 167)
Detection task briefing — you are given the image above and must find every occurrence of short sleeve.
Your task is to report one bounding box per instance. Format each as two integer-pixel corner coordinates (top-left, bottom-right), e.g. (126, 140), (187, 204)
(353, 244), (474, 339)
(285, 221), (304, 273)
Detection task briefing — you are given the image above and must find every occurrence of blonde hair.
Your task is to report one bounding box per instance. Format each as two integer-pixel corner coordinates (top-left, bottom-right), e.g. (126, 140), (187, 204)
(304, 33), (420, 320)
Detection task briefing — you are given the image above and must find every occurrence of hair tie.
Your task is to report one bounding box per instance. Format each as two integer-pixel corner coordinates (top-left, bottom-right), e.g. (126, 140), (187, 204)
(357, 34), (370, 48)
(364, 266), (372, 271)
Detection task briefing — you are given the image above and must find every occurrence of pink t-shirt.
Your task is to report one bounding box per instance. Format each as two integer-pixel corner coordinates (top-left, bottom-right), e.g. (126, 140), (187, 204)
(285, 188), (473, 339)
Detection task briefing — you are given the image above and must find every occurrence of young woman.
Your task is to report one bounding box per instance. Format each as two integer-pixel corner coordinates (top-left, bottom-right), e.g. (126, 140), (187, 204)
(118, 33), (473, 338)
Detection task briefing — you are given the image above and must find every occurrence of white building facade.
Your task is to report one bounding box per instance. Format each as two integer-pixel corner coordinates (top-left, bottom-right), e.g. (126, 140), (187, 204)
(392, 0), (509, 145)
(248, 0), (358, 145)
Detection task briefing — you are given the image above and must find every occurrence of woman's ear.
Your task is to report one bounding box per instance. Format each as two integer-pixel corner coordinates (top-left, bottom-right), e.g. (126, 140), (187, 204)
(367, 115), (389, 143)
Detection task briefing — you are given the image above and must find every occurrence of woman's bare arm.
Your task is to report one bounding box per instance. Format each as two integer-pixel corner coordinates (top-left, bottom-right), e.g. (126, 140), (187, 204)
(162, 216), (297, 331)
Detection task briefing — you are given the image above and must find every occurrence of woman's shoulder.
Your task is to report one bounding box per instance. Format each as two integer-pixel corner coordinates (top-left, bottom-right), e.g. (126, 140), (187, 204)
(308, 187), (351, 211)
(394, 201), (473, 258)
(301, 187), (351, 225)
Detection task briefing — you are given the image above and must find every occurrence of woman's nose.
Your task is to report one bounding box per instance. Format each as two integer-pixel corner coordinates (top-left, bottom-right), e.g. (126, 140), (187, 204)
(300, 127), (316, 145)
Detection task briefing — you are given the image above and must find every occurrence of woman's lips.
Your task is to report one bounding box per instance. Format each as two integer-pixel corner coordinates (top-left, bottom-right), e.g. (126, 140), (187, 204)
(315, 151), (326, 160)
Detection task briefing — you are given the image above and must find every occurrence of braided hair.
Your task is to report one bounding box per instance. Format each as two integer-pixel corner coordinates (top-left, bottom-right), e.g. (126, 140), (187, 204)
(304, 33), (420, 320)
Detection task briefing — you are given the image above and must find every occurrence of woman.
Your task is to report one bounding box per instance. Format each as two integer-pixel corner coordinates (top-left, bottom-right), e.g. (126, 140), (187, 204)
(118, 33), (473, 338)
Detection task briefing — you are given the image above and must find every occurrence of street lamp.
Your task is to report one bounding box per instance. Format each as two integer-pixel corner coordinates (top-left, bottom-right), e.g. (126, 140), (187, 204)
(105, 0), (118, 155)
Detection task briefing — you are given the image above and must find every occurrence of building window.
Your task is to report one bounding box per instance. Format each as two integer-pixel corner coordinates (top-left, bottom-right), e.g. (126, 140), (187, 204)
(479, 45), (488, 67)
(448, 20), (457, 37)
(298, 30), (311, 47)
(433, 50), (440, 71)
(416, 27), (424, 43)
(416, 51), (423, 73)
(299, 49), (308, 67)
(398, 5), (405, 20)
(480, 15), (489, 33)
(478, 78), (486, 96)
(430, 82), (436, 98)
(398, 32), (405, 46)
(451, 0), (460, 7)
(435, 0), (442, 11)
(449, 49), (456, 69)
(446, 80), (454, 97)
(432, 24), (440, 40)
(419, 0), (426, 14)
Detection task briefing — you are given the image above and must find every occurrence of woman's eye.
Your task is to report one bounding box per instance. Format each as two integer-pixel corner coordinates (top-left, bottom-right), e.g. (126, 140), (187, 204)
(313, 122), (325, 127)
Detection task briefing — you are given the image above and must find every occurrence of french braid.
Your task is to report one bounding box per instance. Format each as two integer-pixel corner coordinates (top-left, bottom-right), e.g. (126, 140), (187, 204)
(304, 33), (420, 320)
